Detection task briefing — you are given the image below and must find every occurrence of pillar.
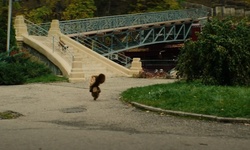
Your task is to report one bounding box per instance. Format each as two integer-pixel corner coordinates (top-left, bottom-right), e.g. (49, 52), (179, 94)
(14, 15), (28, 49)
(130, 58), (142, 75)
(48, 19), (61, 38)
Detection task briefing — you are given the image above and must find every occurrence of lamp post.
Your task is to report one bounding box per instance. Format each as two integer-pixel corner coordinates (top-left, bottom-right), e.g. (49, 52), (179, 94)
(7, 0), (13, 53)
(6, 0), (12, 52)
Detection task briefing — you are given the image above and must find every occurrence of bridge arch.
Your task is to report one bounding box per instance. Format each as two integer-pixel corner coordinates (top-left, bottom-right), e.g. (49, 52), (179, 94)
(15, 16), (72, 78)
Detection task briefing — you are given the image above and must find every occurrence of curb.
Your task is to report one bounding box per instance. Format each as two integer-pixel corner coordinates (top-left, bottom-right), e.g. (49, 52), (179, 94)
(130, 102), (250, 123)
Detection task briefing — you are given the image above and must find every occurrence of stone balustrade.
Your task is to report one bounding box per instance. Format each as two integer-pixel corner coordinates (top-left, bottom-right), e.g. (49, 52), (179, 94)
(215, 5), (250, 16)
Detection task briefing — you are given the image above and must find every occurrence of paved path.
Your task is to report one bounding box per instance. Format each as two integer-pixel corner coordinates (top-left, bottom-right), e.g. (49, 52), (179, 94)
(0, 77), (249, 150)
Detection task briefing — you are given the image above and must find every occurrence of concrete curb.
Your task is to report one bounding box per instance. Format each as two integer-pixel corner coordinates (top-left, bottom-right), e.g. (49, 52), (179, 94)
(130, 102), (250, 123)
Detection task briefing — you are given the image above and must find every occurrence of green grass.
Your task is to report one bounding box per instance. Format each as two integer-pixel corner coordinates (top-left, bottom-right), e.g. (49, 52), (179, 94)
(121, 81), (250, 118)
(26, 74), (68, 83)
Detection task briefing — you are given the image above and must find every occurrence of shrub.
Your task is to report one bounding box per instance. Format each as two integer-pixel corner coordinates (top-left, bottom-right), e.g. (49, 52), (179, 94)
(22, 60), (52, 78)
(177, 18), (250, 86)
(0, 49), (53, 85)
(0, 62), (26, 85)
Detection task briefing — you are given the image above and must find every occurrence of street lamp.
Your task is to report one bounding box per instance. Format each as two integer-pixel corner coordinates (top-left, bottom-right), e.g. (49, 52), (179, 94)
(7, 0), (12, 53)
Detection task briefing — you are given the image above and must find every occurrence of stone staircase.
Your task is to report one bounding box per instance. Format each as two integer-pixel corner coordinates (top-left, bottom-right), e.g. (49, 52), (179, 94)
(68, 54), (85, 83)
(14, 16), (142, 83)
(31, 35), (131, 81)
(30, 36), (85, 82)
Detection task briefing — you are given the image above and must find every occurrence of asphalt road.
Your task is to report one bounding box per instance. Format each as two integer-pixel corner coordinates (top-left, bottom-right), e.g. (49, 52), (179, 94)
(0, 77), (249, 150)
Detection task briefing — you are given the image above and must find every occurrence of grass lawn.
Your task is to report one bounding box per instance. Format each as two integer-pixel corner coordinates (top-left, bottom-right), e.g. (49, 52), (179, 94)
(121, 81), (250, 118)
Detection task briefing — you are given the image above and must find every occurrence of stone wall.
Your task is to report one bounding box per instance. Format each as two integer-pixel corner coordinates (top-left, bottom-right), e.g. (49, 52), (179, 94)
(182, 2), (250, 17)
(23, 43), (62, 75)
(214, 5), (249, 17)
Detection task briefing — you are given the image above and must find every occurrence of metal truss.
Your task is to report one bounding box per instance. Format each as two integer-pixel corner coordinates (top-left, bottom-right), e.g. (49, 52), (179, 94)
(24, 7), (209, 68)
(77, 20), (193, 56)
(61, 8), (208, 67)
(71, 20), (194, 66)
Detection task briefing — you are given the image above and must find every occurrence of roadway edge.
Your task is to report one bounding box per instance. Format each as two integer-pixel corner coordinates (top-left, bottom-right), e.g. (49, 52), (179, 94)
(130, 102), (250, 123)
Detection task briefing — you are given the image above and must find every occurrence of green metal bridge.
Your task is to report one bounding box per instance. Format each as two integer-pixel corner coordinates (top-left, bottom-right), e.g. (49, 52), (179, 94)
(16, 7), (209, 81)
(27, 8), (208, 64)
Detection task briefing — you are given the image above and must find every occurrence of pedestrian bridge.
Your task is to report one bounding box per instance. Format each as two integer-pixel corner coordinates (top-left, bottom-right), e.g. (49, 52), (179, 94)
(14, 8), (209, 82)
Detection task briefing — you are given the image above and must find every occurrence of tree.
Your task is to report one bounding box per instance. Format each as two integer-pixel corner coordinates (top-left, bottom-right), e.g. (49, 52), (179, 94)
(94, 0), (181, 16)
(129, 0), (180, 13)
(15, 0), (55, 22)
(177, 18), (250, 86)
(94, 0), (132, 16)
(8, 0), (184, 23)
(62, 0), (96, 20)
(24, 6), (52, 23)
(15, 0), (96, 22)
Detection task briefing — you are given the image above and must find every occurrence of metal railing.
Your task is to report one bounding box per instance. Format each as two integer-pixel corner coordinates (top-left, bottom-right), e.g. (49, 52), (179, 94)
(72, 35), (109, 54)
(72, 35), (132, 67)
(59, 8), (208, 35)
(108, 53), (132, 67)
(25, 19), (74, 65)
(181, 2), (213, 16)
(25, 19), (49, 36)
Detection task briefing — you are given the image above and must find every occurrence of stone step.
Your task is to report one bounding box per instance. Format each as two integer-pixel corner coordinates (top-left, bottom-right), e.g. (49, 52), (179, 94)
(72, 61), (83, 68)
(69, 71), (85, 78)
(68, 77), (85, 83)
(36, 37), (130, 80)
(71, 68), (84, 72)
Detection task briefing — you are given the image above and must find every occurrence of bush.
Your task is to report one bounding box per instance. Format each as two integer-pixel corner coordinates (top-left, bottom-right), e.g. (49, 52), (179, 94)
(22, 60), (52, 78)
(0, 49), (53, 85)
(0, 62), (26, 85)
(177, 18), (250, 86)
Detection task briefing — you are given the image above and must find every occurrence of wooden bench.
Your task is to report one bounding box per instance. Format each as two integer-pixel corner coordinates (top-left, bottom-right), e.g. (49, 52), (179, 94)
(58, 39), (68, 51)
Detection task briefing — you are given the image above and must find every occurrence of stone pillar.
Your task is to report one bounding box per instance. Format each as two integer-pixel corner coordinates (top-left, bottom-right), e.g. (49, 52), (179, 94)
(130, 58), (142, 75)
(14, 15), (28, 49)
(48, 19), (61, 38)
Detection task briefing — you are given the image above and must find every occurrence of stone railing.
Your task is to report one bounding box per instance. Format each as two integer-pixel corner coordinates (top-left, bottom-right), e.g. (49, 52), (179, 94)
(182, 2), (250, 17)
(215, 5), (250, 16)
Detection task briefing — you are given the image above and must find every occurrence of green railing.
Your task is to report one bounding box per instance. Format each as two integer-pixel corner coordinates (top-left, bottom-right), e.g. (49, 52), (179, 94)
(59, 8), (208, 35)
(72, 35), (132, 66)
(25, 19), (74, 64)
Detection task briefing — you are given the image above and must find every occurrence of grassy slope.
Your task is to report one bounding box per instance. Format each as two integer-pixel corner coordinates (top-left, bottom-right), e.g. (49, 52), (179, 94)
(121, 81), (250, 118)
